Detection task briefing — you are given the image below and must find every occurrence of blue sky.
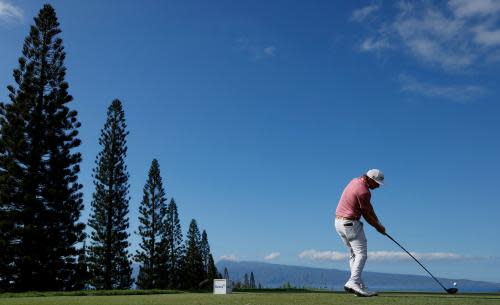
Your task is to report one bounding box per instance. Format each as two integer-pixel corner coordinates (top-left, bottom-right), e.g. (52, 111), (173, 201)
(1, 0), (500, 283)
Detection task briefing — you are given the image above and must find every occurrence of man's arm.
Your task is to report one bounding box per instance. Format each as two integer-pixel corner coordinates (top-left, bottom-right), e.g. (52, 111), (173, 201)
(362, 204), (385, 234)
(358, 192), (386, 234)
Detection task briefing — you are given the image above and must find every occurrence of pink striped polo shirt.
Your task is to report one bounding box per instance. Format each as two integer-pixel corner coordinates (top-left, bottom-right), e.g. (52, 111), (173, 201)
(336, 177), (372, 220)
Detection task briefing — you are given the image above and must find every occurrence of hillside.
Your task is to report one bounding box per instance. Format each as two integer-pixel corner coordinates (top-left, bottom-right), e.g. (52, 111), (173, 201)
(216, 260), (500, 293)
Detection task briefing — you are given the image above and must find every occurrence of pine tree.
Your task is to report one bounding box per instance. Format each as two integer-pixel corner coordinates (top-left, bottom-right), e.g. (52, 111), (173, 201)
(162, 198), (184, 289)
(244, 273), (249, 288)
(198, 230), (218, 289)
(206, 254), (218, 284)
(250, 272), (256, 289)
(74, 241), (90, 290)
(182, 219), (204, 289)
(200, 230), (210, 275)
(0, 75), (27, 290)
(87, 99), (132, 289)
(135, 159), (167, 289)
(0, 4), (84, 291)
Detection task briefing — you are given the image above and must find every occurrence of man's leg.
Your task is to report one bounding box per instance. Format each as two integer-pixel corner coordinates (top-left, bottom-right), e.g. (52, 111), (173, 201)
(334, 219), (356, 287)
(349, 247), (355, 272)
(336, 220), (376, 296)
(348, 222), (377, 296)
(347, 221), (367, 285)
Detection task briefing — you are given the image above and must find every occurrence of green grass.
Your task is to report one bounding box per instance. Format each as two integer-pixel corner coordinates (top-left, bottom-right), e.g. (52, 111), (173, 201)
(0, 290), (499, 305)
(0, 289), (181, 298)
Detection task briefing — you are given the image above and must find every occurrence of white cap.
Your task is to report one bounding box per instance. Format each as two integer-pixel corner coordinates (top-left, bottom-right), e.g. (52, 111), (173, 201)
(366, 169), (384, 185)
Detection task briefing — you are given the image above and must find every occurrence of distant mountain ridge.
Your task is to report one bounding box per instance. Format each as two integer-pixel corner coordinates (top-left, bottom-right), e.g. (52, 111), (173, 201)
(216, 260), (500, 293)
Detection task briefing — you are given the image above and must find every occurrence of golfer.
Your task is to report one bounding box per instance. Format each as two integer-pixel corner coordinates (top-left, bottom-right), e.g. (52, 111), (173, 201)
(335, 169), (386, 297)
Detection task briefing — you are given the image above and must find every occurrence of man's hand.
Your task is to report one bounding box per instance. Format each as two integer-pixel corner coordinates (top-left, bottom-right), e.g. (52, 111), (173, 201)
(377, 223), (386, 235)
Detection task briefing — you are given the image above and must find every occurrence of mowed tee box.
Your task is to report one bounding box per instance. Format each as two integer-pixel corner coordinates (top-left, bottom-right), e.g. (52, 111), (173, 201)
(213, 279), (232, 294)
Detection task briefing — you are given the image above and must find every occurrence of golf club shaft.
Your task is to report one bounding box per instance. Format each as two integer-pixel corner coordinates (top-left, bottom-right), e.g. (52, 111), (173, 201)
(385, 233), (448, 292)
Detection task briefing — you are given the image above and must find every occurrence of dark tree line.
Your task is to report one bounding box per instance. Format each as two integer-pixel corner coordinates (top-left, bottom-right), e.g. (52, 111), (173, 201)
(225, 270), (260, 289)
(87, 102), (219, 290)
(133, 159), (219, 290)
(240, 272), (256, 289)
(0, 4), (218, 292)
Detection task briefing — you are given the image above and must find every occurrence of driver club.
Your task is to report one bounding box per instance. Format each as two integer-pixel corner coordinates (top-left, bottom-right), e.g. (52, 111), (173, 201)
(385, 233), (458, 294)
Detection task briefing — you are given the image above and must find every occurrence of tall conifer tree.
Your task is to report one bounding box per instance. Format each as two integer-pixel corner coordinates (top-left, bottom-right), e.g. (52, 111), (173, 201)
(182, 219), (204, 289)
(199, 230), (218, 287)
(206, 254), (219, 284)
(200, 230), (210, 275)
(0, 4), (84, 291)
(244, 273), (249, 288)
(87, 99), (132, 289)
(75, 241), (90, 290)
(162, 198), (184, 288)
(249, 272), (256, 289)
(135, 159), (167, 289)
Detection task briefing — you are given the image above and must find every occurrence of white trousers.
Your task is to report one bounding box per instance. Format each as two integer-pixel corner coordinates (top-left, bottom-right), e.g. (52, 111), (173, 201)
(335, 218), (368, 285)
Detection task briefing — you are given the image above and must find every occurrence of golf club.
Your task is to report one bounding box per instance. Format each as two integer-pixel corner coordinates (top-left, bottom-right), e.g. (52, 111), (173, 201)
(385, 233), (458, 294)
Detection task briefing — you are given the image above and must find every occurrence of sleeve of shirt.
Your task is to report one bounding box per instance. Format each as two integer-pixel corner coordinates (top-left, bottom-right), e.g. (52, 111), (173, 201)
(357, 190), (373, 214)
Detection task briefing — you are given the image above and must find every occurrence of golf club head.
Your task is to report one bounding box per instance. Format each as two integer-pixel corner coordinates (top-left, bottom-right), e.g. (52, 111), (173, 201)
(446, 288), (458, 294)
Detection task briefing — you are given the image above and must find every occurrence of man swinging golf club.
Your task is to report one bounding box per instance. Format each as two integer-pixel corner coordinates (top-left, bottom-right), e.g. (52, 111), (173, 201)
(335, 169), (386, 297)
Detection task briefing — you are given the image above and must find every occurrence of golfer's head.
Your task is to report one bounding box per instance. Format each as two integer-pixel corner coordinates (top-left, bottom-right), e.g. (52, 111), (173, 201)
(365, 169), (384, 189)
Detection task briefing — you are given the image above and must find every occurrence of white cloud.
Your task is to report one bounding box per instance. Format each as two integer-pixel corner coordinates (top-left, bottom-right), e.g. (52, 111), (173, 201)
(399, 74), (486, 102)
(299, 249), (486, 262)
(393, 8), (474, 71)
(360, 37), (391, 52)
(352, 1), (500, 72)
(0, 0), (23, 23)
(397, 1), (414, 16)
(299, 250), (348, 261)
(263, 46), (276, 57)
(448, 0), (500, 18)
(235, 38), (277, 60)
(264, 252), (280, 260)
(473, 26), (500, 47)
(351, 4), (379, 22)
(368, 251), (469, 261)
(219, 255), (238, 262)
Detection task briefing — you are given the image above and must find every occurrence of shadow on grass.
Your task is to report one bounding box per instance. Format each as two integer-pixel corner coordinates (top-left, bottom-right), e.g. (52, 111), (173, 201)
(379, 293), (500, 301)
(0, 289), (185, 298)
(234, 288), (340, 294)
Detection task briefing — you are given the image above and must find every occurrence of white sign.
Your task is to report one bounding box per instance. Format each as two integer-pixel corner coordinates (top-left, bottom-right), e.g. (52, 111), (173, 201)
(213, 279), (232, 294)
